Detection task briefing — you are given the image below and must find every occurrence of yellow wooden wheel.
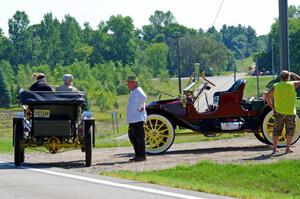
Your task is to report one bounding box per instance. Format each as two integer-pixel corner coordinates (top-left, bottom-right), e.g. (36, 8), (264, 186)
(144, 114), (175, 154)
(262, 110), (300, 147)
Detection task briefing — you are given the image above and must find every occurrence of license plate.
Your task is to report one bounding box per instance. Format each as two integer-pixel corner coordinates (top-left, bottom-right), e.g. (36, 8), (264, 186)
(34, 109), (50, 118)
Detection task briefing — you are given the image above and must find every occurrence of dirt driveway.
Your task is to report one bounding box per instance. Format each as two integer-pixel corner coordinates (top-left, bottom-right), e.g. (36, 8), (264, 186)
(1, 135), (300, 173)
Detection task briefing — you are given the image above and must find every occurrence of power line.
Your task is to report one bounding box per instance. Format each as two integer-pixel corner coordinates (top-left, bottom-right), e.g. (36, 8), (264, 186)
(211, 0), (225, 28)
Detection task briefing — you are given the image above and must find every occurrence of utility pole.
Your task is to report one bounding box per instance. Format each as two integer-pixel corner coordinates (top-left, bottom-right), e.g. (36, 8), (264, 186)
(176, 37), (182, 94)
(279, 0), (290, 71)
(256, 58), (260, 98)
(271, 39), (275, 80)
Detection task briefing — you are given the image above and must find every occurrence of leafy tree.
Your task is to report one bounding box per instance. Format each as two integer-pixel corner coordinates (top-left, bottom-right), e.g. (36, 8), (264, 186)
(60, 14), (81, 65)
(39, 13), (63, 67)
(259, 5), (300, 74)
(0, 60), (16, 105)
(163, 24), (197, 76)
(91, 62), (116, 92)
(137, 68), (153, 95)
(0, 29), (11, 61)
(74, 44), (93, 62)
(0, 68), (12, 107)
(94, 89), (116, 112)
(219, 24), (257, 60)
(31, 65), (52, 82)
(106, 15), (136, 65)
(16, 65), (33, 89)
(179, 35), (230, 75)
(159, 69), (169, 82)
(81, 22), (94, 44)
(89, 28), (108, 65)
(8, 11), (31, 67)
(28, 24), (43, 66)
(115, 64), (133, 95)
(142, 10), (177, 43)
(0, 60), (15, 84)
(142, 42), (169, 76)
(207, 26), (222, 42)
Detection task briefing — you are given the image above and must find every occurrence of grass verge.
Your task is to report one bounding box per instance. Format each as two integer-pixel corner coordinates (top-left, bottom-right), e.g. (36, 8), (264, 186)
(244, 76), (274, 98)
(102, 160), (300, 199)
(0, 137), (12, 153)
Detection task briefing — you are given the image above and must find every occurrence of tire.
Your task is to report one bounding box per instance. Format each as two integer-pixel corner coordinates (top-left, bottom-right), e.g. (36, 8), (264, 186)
(84, 122), (92, 167)
(254, 132), (271, 145)
(14, 121), (24, 166)
(144, 114), (175, 154)
(262, 110), (300, 147)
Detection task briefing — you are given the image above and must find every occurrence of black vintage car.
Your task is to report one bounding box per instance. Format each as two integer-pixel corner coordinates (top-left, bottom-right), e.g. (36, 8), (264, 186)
(13, 90), (95, 167)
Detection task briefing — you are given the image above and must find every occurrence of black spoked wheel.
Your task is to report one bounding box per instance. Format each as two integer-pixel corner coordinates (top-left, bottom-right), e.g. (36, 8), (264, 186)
(254, 132), (271, 145)
(14, 120), (24, 166)
(84, 121), (93, 167)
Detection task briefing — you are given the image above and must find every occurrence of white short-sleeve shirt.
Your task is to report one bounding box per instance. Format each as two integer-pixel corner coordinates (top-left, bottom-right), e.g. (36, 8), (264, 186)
(126, 87), (147, 124)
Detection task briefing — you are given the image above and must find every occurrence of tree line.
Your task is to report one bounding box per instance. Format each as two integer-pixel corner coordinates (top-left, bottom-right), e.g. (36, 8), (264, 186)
(255, 5), (300, 75)
(1, 6), (299, 109)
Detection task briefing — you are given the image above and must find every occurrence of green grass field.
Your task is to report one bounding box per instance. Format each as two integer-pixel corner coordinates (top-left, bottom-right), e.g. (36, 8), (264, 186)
(102, 160), (300, 199)
(0, 137), (12, 153)
(243, 76), (274, 98)
(235, 57), (254, 72)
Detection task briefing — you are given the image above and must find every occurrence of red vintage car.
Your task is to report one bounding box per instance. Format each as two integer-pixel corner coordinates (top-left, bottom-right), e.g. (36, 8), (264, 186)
(144, 75), (300, 154)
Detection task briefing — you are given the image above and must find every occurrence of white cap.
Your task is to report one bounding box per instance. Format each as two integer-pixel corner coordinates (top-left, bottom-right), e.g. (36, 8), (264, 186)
(63, 74), (74, 82)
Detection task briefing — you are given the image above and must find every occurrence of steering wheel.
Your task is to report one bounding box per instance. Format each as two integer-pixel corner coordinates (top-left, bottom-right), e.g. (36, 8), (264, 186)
(204, 93), (210, 111)
(202, 76), (216, 87)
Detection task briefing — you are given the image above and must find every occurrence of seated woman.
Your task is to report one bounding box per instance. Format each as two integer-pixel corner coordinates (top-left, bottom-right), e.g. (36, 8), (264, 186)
(29, 73), (53, 91)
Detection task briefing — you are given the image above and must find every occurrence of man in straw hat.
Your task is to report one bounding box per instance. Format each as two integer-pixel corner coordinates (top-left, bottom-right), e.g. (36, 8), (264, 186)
(265, 70), (300, 154)
(126, 75), (147, 162)
(56, 74), (78, 92)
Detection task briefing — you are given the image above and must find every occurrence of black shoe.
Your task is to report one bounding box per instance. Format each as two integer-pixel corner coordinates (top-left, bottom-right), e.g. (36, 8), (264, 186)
(129, 157), (136, 162)
(129, 156), (146, 162)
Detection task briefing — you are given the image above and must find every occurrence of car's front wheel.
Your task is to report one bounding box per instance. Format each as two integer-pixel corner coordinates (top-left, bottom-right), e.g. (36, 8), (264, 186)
(262, 110), (300, 147)
(144, 114), (175, 154)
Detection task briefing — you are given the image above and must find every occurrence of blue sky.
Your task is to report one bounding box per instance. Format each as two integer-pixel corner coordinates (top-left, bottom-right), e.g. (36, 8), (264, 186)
(1, 0), (300, 36)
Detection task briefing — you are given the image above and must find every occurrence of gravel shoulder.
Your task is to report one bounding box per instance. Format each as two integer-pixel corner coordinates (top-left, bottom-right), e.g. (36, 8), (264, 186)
(1, 135), (300, 174)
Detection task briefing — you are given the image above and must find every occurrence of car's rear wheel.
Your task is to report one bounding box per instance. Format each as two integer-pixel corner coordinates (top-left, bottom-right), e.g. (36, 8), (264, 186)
(84, 122), (93, 167)
(262, 110), (300, 147)
(144, 114), (175, 154)
(14, 121), (24, 166)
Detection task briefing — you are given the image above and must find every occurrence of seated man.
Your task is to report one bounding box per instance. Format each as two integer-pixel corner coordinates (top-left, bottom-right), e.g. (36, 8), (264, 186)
(29, 73), (53, 91)
(56, 74), (78, 92)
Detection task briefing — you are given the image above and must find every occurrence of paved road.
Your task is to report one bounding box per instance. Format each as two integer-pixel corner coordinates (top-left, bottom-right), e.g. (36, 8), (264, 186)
(0, 161), (234, 199)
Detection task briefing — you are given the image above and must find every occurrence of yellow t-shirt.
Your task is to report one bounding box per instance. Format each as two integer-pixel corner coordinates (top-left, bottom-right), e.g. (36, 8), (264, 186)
(274, 81), (296, 115)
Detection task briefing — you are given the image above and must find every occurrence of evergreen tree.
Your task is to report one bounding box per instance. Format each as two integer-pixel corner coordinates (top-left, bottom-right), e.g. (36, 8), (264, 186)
(0, 68), (12, 107)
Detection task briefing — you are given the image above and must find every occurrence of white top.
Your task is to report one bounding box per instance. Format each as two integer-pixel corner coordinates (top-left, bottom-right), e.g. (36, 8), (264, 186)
(126, 87), (147, 123)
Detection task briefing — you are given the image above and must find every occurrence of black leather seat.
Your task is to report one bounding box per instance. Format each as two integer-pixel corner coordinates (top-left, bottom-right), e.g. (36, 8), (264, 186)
(213, 79), (246, 105)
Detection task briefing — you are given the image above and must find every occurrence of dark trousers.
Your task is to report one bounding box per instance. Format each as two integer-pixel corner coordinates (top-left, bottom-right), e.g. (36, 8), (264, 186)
(128, 121), (146, 158)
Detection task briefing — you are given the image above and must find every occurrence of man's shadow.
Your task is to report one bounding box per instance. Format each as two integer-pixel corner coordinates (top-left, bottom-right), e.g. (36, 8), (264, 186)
(243, 151), (287, 161)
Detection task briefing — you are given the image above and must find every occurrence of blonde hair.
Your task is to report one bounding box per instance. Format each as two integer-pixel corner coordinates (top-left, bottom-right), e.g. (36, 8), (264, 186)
(32, 73), (45, 80)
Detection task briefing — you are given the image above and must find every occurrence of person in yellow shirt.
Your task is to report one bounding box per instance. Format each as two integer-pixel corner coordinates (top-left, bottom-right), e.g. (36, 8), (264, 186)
(265, 70), (300, 154)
